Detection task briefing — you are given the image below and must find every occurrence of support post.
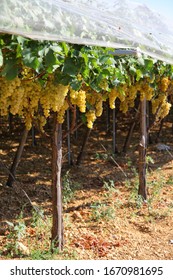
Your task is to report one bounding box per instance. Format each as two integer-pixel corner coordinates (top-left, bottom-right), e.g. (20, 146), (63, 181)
(51, 114), (63, 251)
(112, 107), (118, 154)
(138, 98), (147, 200)
(6, 127), (29, 187)
(67, 109), (71, 165)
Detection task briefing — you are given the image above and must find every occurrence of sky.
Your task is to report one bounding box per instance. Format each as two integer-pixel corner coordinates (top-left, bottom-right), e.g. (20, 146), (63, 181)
(136, 0), (173, 21)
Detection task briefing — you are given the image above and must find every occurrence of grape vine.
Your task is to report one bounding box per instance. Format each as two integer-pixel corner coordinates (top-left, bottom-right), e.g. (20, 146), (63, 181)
(0, 34), (173, 130)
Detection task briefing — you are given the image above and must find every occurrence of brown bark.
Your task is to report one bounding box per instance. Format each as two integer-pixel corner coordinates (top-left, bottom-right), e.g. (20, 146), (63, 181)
(51, 114), (63, 251)
(123, 104), (140, 153)
(6, 127), (29, 187)
(138, 98), (147, 200)
(76, 127), (91, 165)
(112, 108), (118, 154)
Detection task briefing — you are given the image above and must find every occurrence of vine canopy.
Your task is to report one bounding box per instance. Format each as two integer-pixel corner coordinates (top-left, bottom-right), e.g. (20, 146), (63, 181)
(0, 0), (173, 64)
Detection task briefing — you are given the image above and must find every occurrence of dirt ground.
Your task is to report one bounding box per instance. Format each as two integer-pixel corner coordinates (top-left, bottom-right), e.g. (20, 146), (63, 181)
(0, 110), (173, 260)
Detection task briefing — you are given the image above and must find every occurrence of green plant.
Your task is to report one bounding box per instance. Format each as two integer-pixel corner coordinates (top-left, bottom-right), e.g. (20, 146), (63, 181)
(146, 155), (155, 165)
(62, 171), (80, 203)
(90, 202), (115, 221)
(103, 179), (120, 198)
(30, 248), (57, 260)
(95, 152), (109, 160)
(31, 207), (45, 228)
(166, 176), (173, 185)
(126, 175), (144, 209)
(5, 211), (27, 256)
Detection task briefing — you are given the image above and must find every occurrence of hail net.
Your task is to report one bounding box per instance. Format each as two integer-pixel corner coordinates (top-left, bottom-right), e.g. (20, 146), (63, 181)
(0, 0), (173, 64)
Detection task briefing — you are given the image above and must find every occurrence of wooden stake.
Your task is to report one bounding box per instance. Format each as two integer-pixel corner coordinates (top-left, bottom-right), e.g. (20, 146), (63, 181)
(6, 127), (29, 187)
(51, 114), (63, 251)
(138, 98), (147, 200)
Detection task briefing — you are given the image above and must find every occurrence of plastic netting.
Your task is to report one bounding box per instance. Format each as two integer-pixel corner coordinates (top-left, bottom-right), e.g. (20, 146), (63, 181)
(1, 0), (173, 64)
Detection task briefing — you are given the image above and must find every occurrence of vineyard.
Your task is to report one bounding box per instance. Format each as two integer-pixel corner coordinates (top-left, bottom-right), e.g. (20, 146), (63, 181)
(0, 31), (173, 259)
(0, 0), (173, 259)
(0, 106), (173, 259)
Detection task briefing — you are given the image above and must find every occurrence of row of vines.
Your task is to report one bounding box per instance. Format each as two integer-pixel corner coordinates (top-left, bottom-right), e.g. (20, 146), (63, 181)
(0, 34), (173, 251)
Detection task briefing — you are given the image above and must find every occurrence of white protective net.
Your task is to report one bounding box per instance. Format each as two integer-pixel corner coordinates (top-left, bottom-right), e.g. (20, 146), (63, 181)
(1, 0), (173, 64)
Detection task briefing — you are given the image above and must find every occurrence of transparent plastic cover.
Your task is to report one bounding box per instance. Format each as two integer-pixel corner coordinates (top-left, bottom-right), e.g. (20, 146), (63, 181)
(1, 0), (173, 64)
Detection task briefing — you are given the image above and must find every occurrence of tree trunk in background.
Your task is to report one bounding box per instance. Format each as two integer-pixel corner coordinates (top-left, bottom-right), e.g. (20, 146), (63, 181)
(51, 114), (63, 251)
(8, 113), (13, 134)
(76, 127), (91, 165)
(112, 107), (118, 154)
(138, 98), (147, 200)
(123, 104), (140, 153)
(6, 127), (29, 187)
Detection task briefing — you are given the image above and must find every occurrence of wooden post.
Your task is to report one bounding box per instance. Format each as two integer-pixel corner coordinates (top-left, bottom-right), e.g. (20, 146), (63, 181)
(6, 127), (29, 187)
(138, 98), (147, 200)
(112, 107), (118, 154)
(106, 100), (110, 132)
(67, 109), (72, 165)
(123, 104), (140, 153)
(76, 127), (91, 165)
(51, 114), (63, 251)
(31, 125), (37, 147)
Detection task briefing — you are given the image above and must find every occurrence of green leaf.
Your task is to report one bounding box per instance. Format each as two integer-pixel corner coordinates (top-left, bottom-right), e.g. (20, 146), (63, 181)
(45, 49), (56, 68)
(90, 81), (102, 92)
(55, 72), (72, 86)
(23, 48), (41, 70)
(136, 69), (143, 81)
(129, 65), (137, 73)
(61, 42), (69, 56)
(0, 49), (3, 66)
(81, 67), (90, 79)
(63, 57), (79, 77)
(144, 59), (154, 71)
(81, 53), (89, 64)
(16, 36), (28, 46)
(70, 79), (82, 91)
(114, 68), (125, 82)
(1, 59), (19, 80)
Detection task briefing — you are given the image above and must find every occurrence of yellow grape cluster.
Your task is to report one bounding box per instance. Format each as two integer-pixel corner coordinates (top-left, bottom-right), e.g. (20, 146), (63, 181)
(85, 110), (96, 129)
(22, 80), (42, 129)
(40, 79), (69, 119)
(0, 70), (172, 131)
(86, 90), (104, 117)
(0, 76), (42, 130)
(57, 100), (69, 123)
(69, 87), (106, 128)
(151, 77), (172, 119)
(99, 79), (109, 91)
(159, 77), (170, 92)
(84, 90), (107, 128)
(139, 80), (154, 101)
(69, 88), (86, 113)
(152, 96), (171, 119)
(0, 73), (69, 130)
(108, 78), (172, 119)
(109, 84), (138, 113)
(0, 77), (23, 116)
(21, 67), (35, 80)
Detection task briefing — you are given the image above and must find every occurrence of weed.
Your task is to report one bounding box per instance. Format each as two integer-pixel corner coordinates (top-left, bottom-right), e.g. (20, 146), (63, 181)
(146, 155), (155, 165)
(90, 202), (115, 221)
(103, 179), (120, 198)
(95, 152), (109, 160)
(30, 247), (59, 260)
(62, 171), (80, 203)
(5, 211), (26, 257)
(166, 176), (173, 185)
(31, 208), (44, 228)
(30, 249), (52, 260)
